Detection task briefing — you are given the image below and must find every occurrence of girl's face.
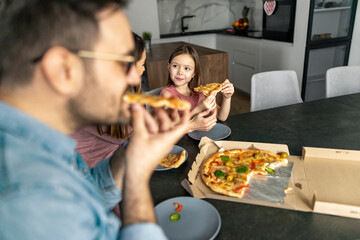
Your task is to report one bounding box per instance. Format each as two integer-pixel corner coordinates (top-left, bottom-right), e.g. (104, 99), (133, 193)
(135, 49), (146, 76)
(168, 53), (195, 88)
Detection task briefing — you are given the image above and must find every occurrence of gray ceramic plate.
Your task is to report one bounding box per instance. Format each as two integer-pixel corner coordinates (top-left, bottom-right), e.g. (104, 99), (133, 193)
(155, 196), (221, 240)
(188, 123), (231, 141)
(154, 145), (188, 171)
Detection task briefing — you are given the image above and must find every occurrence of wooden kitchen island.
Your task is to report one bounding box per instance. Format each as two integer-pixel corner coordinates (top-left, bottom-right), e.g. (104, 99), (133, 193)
(145, 42), (228, 90)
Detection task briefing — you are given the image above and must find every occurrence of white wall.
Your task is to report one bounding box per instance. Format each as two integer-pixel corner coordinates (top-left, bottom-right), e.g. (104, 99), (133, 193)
(349, 0), (360, 66)
(123, 0), (160, 39)
(157, 0), (230, 35)
(260, 0), (310, 89)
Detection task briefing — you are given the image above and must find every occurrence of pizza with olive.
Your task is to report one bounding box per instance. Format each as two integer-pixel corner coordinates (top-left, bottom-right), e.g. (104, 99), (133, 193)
(194, 83), (223, 97)
(160, 150), (186, 168)
(124, 93), (191, 110)
(201, 149), (288, 198)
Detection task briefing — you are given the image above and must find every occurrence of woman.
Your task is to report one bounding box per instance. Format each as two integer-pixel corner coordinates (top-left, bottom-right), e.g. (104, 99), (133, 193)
(71, 32), (146, 168)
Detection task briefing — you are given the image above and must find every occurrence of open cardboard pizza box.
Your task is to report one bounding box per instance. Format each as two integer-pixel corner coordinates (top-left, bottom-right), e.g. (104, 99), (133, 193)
(181, 137), (360, 219)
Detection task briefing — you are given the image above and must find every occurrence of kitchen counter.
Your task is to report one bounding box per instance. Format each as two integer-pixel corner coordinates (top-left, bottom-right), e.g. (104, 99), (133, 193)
(145, 41), (228, 90)
(160, 28), (263, 39)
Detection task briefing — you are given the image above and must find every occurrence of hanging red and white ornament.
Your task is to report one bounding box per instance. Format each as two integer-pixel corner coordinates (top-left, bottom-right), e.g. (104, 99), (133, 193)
(264, 1), (276, 16)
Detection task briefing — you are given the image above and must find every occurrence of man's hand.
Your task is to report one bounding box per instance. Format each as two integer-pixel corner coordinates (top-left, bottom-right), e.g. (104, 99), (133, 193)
(125, 104), (189, 179)
(121, 104), (189, 226)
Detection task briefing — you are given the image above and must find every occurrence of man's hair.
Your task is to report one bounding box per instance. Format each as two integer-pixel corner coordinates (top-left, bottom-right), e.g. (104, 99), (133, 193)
(0, 0), (127, 87)
(167, 45), (201, 90)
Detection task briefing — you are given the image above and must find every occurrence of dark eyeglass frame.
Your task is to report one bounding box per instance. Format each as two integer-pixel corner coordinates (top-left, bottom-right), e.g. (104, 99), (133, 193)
(32, 50), (136, 75)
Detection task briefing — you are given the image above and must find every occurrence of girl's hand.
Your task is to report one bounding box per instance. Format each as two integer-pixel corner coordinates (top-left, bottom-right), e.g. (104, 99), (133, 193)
(221, 79), (234, 99)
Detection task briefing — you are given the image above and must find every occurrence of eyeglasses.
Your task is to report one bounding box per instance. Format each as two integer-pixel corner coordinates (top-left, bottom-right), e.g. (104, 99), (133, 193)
(32, 49), (136, 75)
(76, 50), (135, 75)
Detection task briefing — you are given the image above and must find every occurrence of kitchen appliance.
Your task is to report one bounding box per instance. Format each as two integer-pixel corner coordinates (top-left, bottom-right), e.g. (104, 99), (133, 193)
(262, 0), (297, 42)
(301, 0), (358, 101)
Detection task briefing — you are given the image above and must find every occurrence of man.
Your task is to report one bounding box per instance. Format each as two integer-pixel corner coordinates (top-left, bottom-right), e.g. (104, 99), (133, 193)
(0, 0), (189, 239)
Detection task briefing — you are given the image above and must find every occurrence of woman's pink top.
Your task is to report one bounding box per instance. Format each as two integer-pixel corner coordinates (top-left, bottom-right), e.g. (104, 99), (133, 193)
(160, 85), (204, 110)
(71, 126), (128, 168)
(71, 125), (130, 217)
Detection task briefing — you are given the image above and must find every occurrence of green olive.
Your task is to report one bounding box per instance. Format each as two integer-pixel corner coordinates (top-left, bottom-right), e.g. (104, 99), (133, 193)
(280, 152), (289, 158)
(170, 213), (181, 221)
(253, 153), (260, 159)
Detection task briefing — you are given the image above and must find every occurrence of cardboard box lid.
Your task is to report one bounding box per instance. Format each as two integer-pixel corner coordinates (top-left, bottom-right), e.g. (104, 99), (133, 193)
(302, 147), (360, 218)
(182, 138), (360, 219)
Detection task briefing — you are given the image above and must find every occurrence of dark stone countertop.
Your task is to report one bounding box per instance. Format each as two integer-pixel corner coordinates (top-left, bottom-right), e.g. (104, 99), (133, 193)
(160, 28), (263, 39)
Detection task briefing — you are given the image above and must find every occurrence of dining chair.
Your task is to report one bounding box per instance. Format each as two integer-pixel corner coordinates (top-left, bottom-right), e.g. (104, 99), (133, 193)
(144, 87), (163, 111)
(145, 87), (163, 96)
(325, 66), (360, 98)
(250, 70), (303, 112)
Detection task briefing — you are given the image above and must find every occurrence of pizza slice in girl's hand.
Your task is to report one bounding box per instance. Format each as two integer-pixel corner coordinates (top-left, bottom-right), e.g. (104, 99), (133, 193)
(194, 83), (223, 97)
(123, 93), (191, 110)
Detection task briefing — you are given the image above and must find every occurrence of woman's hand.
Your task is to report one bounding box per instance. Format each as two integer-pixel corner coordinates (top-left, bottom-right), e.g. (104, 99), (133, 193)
(200, 91), (217, 111)
(188, 108), (217, 132)
(221, 79), (234, 99)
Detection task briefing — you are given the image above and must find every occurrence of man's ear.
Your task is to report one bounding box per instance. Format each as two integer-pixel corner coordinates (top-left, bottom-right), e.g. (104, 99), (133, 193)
(40, 46), (83, 96)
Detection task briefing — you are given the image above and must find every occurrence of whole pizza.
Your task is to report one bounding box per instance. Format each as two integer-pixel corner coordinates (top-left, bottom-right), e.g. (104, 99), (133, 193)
(201, 149), (288, 198)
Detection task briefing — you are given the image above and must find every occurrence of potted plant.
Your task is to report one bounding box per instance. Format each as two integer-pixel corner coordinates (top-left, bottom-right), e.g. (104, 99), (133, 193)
(142, 31), (152, 51)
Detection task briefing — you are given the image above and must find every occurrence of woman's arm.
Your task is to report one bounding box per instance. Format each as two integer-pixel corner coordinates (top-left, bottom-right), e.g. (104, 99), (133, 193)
(191, 91), (217, 117)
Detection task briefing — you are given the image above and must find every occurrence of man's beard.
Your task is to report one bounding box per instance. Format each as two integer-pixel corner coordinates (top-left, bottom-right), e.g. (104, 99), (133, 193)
(66, 70), (131, 131)
(67, 99), (130, 131)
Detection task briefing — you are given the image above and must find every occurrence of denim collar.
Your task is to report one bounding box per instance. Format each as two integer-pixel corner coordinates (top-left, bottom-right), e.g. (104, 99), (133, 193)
(0, 101), (77, 165)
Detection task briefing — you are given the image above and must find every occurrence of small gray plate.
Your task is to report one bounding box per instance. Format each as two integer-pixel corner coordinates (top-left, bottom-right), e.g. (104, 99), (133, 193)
(155, 196), (221, 240)
(188, 123), (231, 141)
(154, 145), (188, 171)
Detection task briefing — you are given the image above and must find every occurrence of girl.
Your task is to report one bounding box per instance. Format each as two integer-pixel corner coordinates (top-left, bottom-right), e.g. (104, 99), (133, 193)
(160, 45), (234, 131)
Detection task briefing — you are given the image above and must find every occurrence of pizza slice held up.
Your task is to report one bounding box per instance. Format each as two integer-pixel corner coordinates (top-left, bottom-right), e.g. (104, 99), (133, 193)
(194, 83), (223, 96)
(123, 93), (191, 110)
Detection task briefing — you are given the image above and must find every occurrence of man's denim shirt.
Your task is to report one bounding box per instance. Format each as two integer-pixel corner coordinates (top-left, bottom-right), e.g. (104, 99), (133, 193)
(0, 102), (166, 240)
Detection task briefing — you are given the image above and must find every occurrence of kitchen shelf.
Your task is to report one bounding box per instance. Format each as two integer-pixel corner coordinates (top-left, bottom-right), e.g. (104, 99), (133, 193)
(314, 6), (352, 12)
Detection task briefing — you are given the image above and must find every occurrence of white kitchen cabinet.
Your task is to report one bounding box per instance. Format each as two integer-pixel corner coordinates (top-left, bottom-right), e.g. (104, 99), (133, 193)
(216, 34), (261, 94)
